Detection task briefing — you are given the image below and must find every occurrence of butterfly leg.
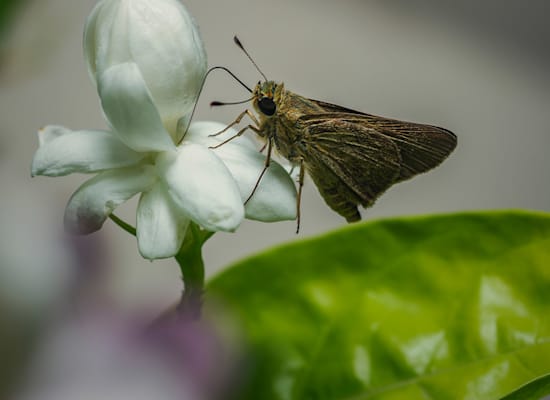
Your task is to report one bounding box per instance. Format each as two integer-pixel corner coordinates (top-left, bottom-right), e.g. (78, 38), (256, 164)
(296, 159), (305, 234)
(244, 138), (272, 205)
(209, 109), (259, 137)
(209, 124), (256, 149)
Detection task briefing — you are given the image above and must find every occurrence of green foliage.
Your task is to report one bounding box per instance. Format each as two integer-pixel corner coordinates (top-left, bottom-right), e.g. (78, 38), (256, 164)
(208, 210), (550, 400)
(500, 373), (550, 400)
(0, 0), (23, 38)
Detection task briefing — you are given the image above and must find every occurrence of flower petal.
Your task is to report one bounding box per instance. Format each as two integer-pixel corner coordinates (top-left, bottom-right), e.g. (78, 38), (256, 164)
(32, 126), (144, 177)
(98, 62), (175, 152)
(157, 144), (244, 232)
(126, 0), (207, 138)
(84, 0), (131, 84)
(82, 0), (104, 85)
(136, 183), (189, 260)
(183, 121), (297, 221)
(212, 143), (298, 222)
(36, 124), (69, 146)
(64, 166), (156, 234)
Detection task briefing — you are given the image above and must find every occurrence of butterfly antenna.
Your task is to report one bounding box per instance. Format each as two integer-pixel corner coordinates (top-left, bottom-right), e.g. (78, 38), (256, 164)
(211, 97), (253, 107)
(178, 66), (252, 144)
(234, 36), (268, 81)
(209, 65), (253, 93)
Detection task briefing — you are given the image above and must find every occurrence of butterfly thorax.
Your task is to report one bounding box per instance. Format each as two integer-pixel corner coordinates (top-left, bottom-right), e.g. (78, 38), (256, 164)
(252, 80), (324, 160)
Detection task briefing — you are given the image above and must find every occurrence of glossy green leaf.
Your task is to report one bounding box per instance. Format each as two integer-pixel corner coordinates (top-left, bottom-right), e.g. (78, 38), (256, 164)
(500, 373), (550, 400)
(207, 210), (550, 400)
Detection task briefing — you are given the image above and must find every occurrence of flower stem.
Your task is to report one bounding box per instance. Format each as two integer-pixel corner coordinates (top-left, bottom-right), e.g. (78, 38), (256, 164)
(174, 222), (213, 319)
(109, 213), (136, 236)
(109, 214), (213, 319)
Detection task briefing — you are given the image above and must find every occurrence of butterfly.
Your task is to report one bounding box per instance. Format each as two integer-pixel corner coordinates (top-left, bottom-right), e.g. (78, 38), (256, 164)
(210, 37), (456, 231)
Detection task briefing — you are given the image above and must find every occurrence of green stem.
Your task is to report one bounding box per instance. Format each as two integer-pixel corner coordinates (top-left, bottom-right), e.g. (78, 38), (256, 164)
(175, 222), (213, 319)
(109, 214), (213, 319)
(109, 213), (136, 236)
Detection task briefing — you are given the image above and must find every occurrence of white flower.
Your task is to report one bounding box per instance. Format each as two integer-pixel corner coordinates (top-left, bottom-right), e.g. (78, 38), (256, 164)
(31, 0), (296, 260)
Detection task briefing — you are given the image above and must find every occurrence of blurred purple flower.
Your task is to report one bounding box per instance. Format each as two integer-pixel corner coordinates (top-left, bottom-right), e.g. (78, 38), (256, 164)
(14, 311), (240, 400)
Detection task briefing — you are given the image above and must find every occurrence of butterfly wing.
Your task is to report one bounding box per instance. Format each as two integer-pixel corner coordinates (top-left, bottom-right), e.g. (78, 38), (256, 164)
(295, 101), (456, 222)
(298, 118), (402, 222)
(307, 99), (457, 181)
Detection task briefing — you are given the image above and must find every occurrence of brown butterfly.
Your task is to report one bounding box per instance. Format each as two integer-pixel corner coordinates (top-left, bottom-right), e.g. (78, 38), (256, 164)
(211, 37), (457, 231)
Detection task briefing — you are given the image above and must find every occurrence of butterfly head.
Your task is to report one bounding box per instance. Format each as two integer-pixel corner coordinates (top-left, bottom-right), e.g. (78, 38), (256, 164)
(253, 81), (283, 117)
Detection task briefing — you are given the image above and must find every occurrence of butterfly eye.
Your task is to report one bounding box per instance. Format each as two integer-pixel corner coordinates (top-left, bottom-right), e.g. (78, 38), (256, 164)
(258, 97), (276, 116)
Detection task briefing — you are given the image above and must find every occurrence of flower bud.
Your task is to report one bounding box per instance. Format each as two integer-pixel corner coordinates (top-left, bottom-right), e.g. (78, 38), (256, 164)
(84, 0), (207, 138)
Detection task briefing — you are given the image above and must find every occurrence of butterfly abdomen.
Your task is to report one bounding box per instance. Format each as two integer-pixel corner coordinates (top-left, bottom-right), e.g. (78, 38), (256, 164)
(306, 161), (363, 222)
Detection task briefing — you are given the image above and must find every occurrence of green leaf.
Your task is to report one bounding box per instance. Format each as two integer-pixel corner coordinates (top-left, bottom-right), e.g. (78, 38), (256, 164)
(500, 373), (550, 400)
(207, 210), (550, 400)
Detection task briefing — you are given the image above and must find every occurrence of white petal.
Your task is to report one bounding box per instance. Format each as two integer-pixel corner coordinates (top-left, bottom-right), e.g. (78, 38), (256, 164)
(82, 0), (104, 85)
(36, 125), (69, 146)
(136, 183), (189, 260)
(98, 63), (175, 152)
(32, 126), (144, 177)
(213, 143), (298, 222)
(84, 0), (129, 83)
(157, 144), (244, 232)
(182, 120), (258, 151)
(64, 166), (157, 234)
(126, 0), (207, 137)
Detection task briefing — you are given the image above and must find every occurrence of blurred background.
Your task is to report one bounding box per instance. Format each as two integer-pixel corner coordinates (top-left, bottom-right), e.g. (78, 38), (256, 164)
(0, 0), (549, 397)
